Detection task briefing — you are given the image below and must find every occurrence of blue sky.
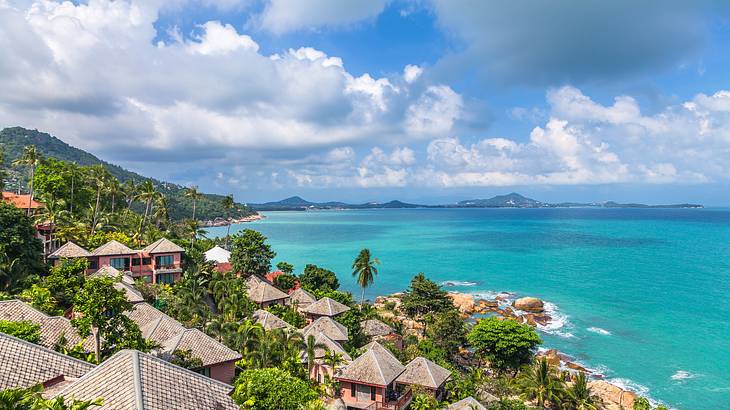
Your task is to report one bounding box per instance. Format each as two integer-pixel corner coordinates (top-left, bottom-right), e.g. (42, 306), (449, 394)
(2, 0), (730, 204)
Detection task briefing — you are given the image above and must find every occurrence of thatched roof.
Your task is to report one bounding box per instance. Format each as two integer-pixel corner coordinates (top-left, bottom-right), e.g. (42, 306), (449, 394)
(91, 240), (135, 256)
(252, 309), (291, 331)
(302, 297), (350, 317)
(361, 319), (394, 337)
(142, 238), (184, 254)
(337, 342), (404, 386)
(447, 397), (487, 410)
(301, 317), (349, 342)
(48, 241), (91, 259)
(396, 357), (452, 389)
(245, 275), (289, 304)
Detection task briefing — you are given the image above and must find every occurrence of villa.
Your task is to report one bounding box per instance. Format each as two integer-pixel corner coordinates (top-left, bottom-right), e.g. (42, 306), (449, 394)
(91, 266), (145, 304)
(301, 316), (349, 343)
(48, 238), (184, 284)
(361, 319), (403, 350)
(302, 296), (350, 323)
(304, 332), (352, 383)
(395, 357), (451, 400)
(204, 245), (232, 272)
(290, 287), (317, 313)
(252, 309), (292, 331)
(245, 275), (290, 308)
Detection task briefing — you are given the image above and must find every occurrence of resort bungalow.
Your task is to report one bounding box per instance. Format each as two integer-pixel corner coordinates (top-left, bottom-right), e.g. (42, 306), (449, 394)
(141, 238), (185, 284)
(301, 316), (349, 343)
(335, 342), (412, 410)
(361, 319), (403, 350)
(302, 296), (350, 323)
(48, 242), (93, 272)
(205, 245), (232, 272)
(245, 275), (290, 308)
(395, 357), (452, 400)
(252, 309), (292, 331)
(290, 287), (317, 313)
(303, 332), (352, 383)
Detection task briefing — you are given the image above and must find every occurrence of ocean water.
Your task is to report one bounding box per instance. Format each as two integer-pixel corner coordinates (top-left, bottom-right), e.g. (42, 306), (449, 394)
(207, 208), (730, 409)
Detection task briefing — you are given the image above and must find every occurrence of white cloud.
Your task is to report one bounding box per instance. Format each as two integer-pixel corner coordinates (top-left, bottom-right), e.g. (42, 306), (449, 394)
(186, 21), (259, 55)
(405, 85), (463, 135)
(403, 64), (423, 83)
(254, 0), (387, 34)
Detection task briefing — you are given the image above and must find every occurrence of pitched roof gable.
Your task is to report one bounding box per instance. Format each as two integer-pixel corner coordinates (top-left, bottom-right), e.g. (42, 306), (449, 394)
(204, 246), (230, 264)
(91, 240), (135, 256)
(447, 397), (487, 410)
(302, 296), (350, 317)
(245, 275), (289, 304)
(48, 241), (91, 259)
(396, 356), (452, 389)
(0, 332), (94, 390)
(309, 332), (351, 361)
(252, 309), (291, 331)
(142, 238), (185, 254)
(160, 329), (241, 367)
(54, 350), (238, 410)
(0, 300), (92, 351)
(337, 342), (404, 386)
(301, 317), (348, 342)
(289, 288), (317, 308)
(361, 319), (394, 337)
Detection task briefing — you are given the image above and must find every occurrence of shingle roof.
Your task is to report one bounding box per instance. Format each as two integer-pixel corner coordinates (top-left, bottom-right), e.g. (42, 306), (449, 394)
(116, 282), (145, 304)
(301, 317), (349, 342)
(54, 350), (238, 410)
(142, 238), (185, 254)
(138, 316), (187, 345)
(91, 266), (143, 303)
(92, 265), (134, 284)
(361, 319), (395, 337)
(396, 357), (452, 389)
(447, 397), (487, 410)
(0, 332), (95, 390)
(91, 240), (136, 256)
(204, 246), (230, 264)
(337, 341), (405, 386)
(245, 275), (289, 304)
(302, 297), (350, 317)
(2, 192), (44, 209)
(307, 332), (351, 362)
(289, 288), (317, 310)
(0, 300), (93, 351)
(160, 329), (241, 367)
(48, 241), (92, 259)
(252, 309), (291, 331)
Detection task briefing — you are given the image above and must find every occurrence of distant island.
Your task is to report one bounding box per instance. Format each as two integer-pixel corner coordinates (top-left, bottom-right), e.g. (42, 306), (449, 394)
(249, 193), (703, 211)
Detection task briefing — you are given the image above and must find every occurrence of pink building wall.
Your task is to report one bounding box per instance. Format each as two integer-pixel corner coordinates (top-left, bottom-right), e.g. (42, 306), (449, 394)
(209, 361), (237, 384)
(339, 381), (385, 407)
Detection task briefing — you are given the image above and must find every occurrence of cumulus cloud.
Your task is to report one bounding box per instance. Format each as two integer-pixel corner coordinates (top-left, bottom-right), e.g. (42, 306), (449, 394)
(253, 0), (387, 34)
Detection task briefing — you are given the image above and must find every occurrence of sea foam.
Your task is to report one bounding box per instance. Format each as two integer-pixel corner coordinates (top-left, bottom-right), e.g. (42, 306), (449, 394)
(587, 326), (612, 335)
(441, 280), (478, 287)
(536, 301), (574, 338)
(671, 370), (698, 381)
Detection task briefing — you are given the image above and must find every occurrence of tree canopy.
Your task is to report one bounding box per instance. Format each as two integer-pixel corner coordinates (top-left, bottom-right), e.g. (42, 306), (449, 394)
(0, 320), (41, 343)
(299, 264), (339, 292)
(467, 317), (542, 374)
(232, 368), (319, 410)
(0, 202), (44, 290)
(229, 229), (276, 277)
(400, 273), (454, 326)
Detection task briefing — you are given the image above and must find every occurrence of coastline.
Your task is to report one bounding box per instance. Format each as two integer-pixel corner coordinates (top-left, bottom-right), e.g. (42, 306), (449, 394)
(200, 213), (266, 227)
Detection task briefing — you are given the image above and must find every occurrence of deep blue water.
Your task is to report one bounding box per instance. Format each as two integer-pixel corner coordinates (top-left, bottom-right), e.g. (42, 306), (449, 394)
(207, 208), (730, 409)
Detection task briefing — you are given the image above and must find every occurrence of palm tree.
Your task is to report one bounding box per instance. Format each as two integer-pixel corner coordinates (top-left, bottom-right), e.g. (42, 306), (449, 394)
(34, 195), (68, 253)
(351, 248), (380, 306)
(322, 350), (346, 376)
(183, 219), (201, 248)
(0, 385), (41, 409)
(515, 358), (566, 409)
(184, 185), (203, 220)
(105, 178), (121, 214)
(564, 372), (598, 410)
(12, 145), (41, 215)
(152, 195), (169, 229)
(87, 165), (108, 236)
(301, 334), (327, 377)
(221, 194), (235, 249)
(250, 331), (280, 368)
(231, 320), (263, 356)
(135, 180), (158, 233)
(123, 180), (137, 210)
(206, 316), (232, 342)
(36, 396), (104, 409)
(0, 249), (19, 292)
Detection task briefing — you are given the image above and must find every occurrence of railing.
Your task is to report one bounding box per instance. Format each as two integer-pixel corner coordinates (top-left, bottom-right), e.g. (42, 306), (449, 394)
(374, 389), (412, 410)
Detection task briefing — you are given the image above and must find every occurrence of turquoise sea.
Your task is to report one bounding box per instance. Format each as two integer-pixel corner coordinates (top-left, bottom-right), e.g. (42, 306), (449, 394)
(207, 208), (730, 409)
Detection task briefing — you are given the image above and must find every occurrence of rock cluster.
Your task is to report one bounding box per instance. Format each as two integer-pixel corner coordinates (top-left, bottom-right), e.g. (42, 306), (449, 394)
(512, 297), (544, 312)
(588, 380), (638, 410)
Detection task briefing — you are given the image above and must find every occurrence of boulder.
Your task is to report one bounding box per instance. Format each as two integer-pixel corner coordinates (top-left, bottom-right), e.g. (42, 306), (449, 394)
(448, 292), (476, 314)
(513, 297), (544, 313)
(566, 362), (588, 373)
(539, 349), (561, 367)
(587, 380), (638, 410)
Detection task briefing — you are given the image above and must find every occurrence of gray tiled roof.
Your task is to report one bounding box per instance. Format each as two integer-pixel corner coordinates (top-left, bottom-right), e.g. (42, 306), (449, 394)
(245, 275), (289, 304)
(116, 282), (145, 304)
(0, 332), (94, 390)
(252, 309), (291, 331)
(91, 240), (135, 256)
(447, 397), (487, 410)
(301, 317), (348, 342)
(160, 329), (241, 367)
(48, 241), (91, 259)
(141, 238), (185, 254)
(91, 266), (143, 303)
(337, 341), (404, 386)
(54, 350), (238, 410)
(396, 357), (452, 389)
(309, 332), (351, 361)
(302, 297), (350, 317)
(289, 288), (316, 310)
(0, 300), (93, 351)
(361, 319), (395, 337)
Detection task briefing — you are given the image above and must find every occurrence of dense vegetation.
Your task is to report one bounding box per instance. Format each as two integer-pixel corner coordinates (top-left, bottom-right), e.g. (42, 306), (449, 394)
(0, 127), (255, 221)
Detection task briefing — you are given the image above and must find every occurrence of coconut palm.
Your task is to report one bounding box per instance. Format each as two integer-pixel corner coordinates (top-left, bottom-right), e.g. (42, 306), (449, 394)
(36, 396), (104, 409)
(105, 178), (121, 214)
(564, 372), (599, 410)
(231, 320), (263, 356)
(250, 331), (280, 368)
(123, 179), (137, 209)
(322, 350), (346, 375)
(152, 195), (169, 229)
(34, 195), (68, 254)
(184, 185), (203, 220)
(135, 180), (158, 233)
(351, 248), (380, 306)
(87, 165), (109, 236)
(0, 385), (41, 409)
(302, 334), (327, 377)
(11, 145), (41, 215)
(0, 249), (19, 292)
(515, 358), (566, 409)
(221, 194), (235, 249)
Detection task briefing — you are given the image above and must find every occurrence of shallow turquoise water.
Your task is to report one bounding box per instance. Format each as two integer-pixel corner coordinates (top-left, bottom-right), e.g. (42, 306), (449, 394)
(207, 208), (730, 409)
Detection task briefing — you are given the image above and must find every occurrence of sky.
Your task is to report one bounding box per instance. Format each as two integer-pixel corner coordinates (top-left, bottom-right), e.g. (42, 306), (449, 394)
(1, 1), (730, 205)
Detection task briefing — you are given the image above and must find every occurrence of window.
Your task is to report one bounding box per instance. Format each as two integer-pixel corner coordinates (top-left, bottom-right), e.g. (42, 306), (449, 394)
(350, 383), (356, 397)
(155, 255), (174, 267)
(370, 386), (376, 401)
(88, 260), (98, 269)
(132, 258), (140, 266)
(156, 273), (175, 284)
(142, 258), (151, 265)
(110, 257), (129, 270)
(195, 367), (211, 377)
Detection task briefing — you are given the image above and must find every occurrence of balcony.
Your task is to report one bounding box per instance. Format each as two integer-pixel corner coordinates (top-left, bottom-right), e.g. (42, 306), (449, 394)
(154, 265), (182, 274)
(363, 389), (412, 410)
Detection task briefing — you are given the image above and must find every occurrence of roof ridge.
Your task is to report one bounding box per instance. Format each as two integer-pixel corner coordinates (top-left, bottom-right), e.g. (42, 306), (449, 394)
(0, 332), (96, 368)
(421, 357), (437, 386)
(132, 350), (144, 410)
(135, 349), (236, 390)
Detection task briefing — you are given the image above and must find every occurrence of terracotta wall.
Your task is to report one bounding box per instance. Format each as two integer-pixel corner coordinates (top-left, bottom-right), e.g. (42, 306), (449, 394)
(338, 381), (384, 405)
(209, 361), (236, 384)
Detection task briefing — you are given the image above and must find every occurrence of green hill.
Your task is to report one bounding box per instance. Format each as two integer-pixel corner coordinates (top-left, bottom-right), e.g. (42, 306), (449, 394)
(0, 127), (255, 221)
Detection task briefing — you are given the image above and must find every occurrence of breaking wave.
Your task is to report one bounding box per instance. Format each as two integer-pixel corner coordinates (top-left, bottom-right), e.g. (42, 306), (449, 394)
(587, 326), (612, 335)
(441, 280), (478, 287)
(671, 370), (698, 381)
(536, 302), (574, 338)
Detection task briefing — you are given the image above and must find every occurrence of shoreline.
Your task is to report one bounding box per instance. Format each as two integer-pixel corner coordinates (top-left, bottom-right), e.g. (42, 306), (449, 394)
(200, 213), (266, 227)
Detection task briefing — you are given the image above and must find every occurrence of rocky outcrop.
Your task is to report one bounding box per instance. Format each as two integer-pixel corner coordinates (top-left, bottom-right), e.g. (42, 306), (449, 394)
(449, 292), (476, 314)
(513, 297), (544, 313)
(587, 380), (637, 410)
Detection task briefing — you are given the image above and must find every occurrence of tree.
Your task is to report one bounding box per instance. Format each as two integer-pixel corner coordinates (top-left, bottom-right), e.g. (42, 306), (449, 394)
(515, 358), (565, 409)
(322, 350), (346, 375)
(87, 165), (109, 236)
(72, 277), (150, 363)
(428, 309), (467, 357)
(42, 258), (88, 309)
(0, 320), (41, 343)
(276, 261), (294, 274)
(266, 304), (306, 328)
(232, 368), (319, 410)
(0, 146), (6, 191)
(135, 180), (158, 233)
(564, 372), (598, 410)
(229, 229), (276, 277)
(19, 284), (62, 315)
(351, 248), (379, 306)
(167, 349), (204, 370)
(633, 398), (652, 410)
(299, 264), (339, 292)
(12, 145), (41, 215)
(400, 273), (454, 334)
(410, 392), (442, 410)
(184, 185), (203, 220)
(304, 334), (327, 377)
(487, 399), (534, 410)
(468, 317), (542, 375)
(0, 202), (44, 290)
(221, 194), (235, 248)
(273, 273), (297, 292)
(0, 386), (103, 410)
